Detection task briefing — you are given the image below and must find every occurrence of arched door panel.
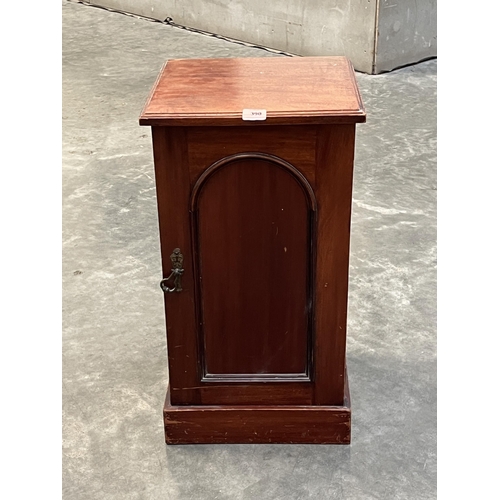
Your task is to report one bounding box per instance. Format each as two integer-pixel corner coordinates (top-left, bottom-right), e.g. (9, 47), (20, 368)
(191, 153), (316, 381)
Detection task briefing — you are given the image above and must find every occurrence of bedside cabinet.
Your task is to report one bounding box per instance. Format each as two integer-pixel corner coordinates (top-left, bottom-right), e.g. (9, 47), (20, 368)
(139, 56), (366, 444)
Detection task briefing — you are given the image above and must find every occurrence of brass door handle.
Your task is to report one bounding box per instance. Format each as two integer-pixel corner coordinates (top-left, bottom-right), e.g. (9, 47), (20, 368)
(160, 248), (184, 293)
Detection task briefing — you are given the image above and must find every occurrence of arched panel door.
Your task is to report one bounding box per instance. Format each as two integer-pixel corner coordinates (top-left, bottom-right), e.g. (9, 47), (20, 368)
(191, 153), (317, 382)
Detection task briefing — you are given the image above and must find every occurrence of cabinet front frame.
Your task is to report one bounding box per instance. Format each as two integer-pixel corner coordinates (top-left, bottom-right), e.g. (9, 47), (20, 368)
(151, 124), (355, 406)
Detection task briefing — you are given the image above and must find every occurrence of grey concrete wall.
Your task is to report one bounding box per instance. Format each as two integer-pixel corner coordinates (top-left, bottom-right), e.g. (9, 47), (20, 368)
(162, 0), (377, 74)
(83, 0), (169, 20)
(375, 0), (437, 73)
(82, 0), (436, 73)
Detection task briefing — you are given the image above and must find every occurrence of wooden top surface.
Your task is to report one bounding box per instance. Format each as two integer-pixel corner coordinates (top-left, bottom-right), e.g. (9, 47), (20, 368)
(139, 56), (366, 126)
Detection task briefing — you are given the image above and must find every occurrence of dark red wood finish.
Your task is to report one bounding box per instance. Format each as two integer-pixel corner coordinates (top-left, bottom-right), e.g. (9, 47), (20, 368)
(142, 56), (365, 443)
(164, 370), (351, 444)
(151, 127), (200, 405)
(152, 124), (356, 407)
(193, 154), (315, 379)
(140, 57), (365, 127)
(313, 125), (357, 405)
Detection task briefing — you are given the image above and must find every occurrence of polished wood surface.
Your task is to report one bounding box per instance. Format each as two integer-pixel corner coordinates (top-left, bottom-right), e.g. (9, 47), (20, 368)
(140, 56), (366, 126)
(313, 124), (357, 405)
(152, 127), (319, 406)
(152, 124), (356, 407)
(141, 56), (365, 442)
(193, 382), (313, 406)
(164, 374), (351, 444)
(187, 126), (317, 185)
(193, 154), (315, 379)
(151, 127), (201, 405)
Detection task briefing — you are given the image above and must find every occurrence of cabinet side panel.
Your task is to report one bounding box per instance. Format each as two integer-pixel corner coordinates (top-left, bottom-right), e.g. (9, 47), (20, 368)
(314, 125), (356, 405)
(152, 127), (200, 405)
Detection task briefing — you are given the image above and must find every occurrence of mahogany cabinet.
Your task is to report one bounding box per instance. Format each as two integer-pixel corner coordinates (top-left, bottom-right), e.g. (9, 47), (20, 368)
(139, 56), (366, 444)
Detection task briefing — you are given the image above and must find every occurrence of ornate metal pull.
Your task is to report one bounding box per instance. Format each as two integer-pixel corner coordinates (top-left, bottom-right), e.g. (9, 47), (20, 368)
(160, 248), (184, 293)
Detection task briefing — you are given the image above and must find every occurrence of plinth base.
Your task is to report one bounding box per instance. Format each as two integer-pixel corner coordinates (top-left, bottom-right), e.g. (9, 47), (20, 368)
(163, 377), (351, 444)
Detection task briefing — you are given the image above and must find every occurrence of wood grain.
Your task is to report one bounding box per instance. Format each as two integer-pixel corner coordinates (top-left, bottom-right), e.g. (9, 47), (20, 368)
(164, 382), (351, 444)
(151, 127), (201, 405)
(313, 125), (356, 405)
(192, 154), (314, 378)
(140, 57), (366, 126)
(150, 124), (357, 408)
(142, 56), (364, 441)
(187, 126), (317, 186)
(153, 130), (318, 405)
(172, 382), (313, 406)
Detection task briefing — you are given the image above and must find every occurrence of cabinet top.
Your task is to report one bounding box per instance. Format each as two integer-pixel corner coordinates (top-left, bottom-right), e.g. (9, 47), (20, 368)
(139, 56), (366, 126)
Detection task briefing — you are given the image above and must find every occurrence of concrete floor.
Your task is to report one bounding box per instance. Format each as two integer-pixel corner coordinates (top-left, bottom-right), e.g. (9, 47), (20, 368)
(62, 1), (436, 499)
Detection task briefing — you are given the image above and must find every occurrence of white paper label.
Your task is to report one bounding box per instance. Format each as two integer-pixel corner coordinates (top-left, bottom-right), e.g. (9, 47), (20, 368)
(242, 109), (267, 121)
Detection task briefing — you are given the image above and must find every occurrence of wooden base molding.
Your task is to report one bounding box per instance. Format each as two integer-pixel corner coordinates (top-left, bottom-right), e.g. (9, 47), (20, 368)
(164, 374), (351, 445)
